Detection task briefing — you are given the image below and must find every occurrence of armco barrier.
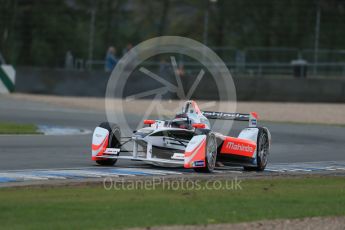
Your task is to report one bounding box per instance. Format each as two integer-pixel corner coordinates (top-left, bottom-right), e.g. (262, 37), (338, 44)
(0, 65), (15, 94)
(15, 67), (345, 102)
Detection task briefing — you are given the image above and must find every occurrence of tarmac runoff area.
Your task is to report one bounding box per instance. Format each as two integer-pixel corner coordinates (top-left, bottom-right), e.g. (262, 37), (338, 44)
(8, 93), (345, 125)
(0, 93), (345, 187)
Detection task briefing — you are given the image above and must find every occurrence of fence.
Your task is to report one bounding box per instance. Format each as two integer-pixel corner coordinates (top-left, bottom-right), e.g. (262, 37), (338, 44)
(72, 47), (345, 78)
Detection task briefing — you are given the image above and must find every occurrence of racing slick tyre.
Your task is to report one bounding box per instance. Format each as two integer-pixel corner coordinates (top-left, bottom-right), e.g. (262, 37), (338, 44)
(243, 127), (269, 171)
(95, 122), (121, 166)
(194, 133), (217, 173)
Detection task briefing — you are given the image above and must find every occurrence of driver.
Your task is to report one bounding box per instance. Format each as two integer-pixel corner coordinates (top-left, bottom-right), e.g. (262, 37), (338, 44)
(170, 115), (192, 129)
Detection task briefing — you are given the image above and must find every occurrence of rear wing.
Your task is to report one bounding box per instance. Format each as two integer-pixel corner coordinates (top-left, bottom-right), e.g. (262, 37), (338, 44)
(202, 111), (258, 127)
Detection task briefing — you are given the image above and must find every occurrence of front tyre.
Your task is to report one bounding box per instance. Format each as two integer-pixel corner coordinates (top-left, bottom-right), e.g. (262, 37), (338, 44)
(244, 128), (269, 171)
(194, 133), (217, 173)
(96, 159), (117, 166)
(95, 122), (121, 166)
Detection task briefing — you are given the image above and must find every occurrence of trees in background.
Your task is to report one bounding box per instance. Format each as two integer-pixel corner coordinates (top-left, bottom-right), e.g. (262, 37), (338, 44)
(0, 0), (344, 67)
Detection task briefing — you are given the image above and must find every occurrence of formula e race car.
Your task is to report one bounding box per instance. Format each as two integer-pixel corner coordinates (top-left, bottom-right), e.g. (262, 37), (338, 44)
(91, 101), (271, 172)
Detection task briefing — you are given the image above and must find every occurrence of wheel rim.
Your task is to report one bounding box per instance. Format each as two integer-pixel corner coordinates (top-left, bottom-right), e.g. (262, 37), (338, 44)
(258, 133), (269, 166)
(207, 135), (217, 169)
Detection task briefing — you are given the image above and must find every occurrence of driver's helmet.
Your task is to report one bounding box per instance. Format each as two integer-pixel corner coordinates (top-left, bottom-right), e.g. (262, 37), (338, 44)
(170, 113), (192, 129)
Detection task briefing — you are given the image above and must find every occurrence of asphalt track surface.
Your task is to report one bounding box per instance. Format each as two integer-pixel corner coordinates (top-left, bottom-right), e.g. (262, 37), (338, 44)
(1, 96), (345, 172)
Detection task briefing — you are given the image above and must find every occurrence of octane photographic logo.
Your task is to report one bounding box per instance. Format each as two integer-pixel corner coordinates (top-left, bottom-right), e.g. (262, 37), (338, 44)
(105, 36), (237, 140)
(103, 177), (243, 191)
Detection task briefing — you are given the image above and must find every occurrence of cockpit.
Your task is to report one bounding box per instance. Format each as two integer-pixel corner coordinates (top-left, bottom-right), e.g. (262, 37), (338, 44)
(169, 101), (204, 130)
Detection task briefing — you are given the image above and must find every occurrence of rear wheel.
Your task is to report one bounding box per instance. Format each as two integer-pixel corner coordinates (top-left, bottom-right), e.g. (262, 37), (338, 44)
(244, 128), (269, 171)
(95, 122), (121, 166)
(194, 133), (217, 173)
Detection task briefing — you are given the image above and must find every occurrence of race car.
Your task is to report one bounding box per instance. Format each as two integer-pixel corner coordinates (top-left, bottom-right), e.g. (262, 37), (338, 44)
(91, 100), (271, 172)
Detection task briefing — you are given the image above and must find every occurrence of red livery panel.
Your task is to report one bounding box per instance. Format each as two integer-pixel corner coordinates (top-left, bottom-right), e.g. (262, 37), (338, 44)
(220, 137), (257, 158)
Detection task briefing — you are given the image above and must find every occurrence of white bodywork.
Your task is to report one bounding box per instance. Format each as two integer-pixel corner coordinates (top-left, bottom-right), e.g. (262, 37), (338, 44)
(184, 135), (206, 165)
(238, 128), (259, 143)
(238, 127), (272, 154)
(92, 127), (109, 157)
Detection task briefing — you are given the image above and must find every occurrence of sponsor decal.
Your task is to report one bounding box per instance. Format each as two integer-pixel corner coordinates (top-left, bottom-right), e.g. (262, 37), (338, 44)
(226, 142), (253, 153)
(193, 160), (205, 167)
(104, 148), (120, 155)
(171, 153), (185, 160)
(202, 111), (249, 119)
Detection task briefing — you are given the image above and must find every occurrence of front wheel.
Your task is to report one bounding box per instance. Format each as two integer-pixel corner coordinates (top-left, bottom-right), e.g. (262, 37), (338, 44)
(96, 159), (117, 166)
(194, 133), (217, 173)
(95, 122), (121, 166)
(244, 128), (269, 171)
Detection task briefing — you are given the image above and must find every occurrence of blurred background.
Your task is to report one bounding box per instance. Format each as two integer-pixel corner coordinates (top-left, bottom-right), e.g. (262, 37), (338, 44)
(0, 0), (345, 101)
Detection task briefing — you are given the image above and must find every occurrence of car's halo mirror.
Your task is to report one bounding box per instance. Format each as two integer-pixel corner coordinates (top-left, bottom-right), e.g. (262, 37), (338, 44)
(143, 120), (155, 125)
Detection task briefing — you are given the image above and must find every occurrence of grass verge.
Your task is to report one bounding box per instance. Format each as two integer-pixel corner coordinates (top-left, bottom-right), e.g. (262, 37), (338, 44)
(0, 122), (41, 134)
(0, 177), (344, 229)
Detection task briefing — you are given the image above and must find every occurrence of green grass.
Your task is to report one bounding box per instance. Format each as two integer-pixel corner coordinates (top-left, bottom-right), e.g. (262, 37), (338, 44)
(0, 122), (40, 134)
(0, 177), (344, 230)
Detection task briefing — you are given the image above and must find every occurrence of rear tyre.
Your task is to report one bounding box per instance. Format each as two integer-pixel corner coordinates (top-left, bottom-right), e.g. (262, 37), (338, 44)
(95, 122), (121, 166)
(243, 128), (269, 171)
(194, 133), (217, 173)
